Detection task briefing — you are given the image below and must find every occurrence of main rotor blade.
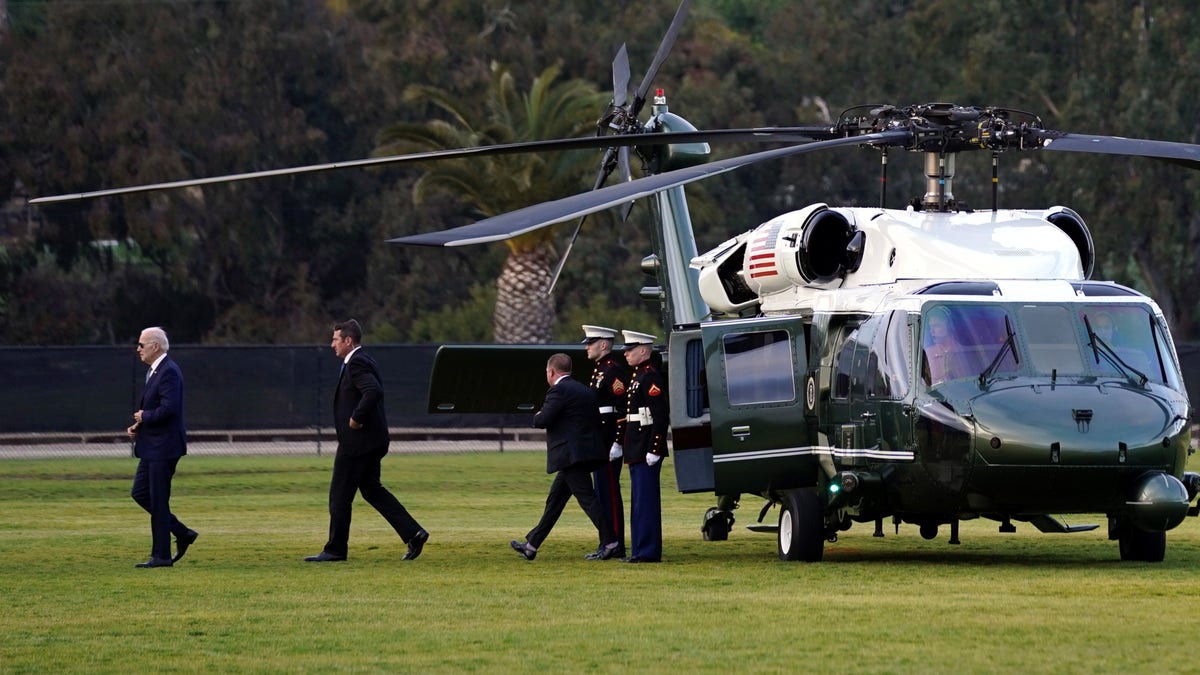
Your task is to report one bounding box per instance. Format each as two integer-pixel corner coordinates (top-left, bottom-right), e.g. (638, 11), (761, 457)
(390, 129), (910, 247)
(1037, 131), (1200, 170)
(631, 0), (692, 116)
(29, 126), (831, 204)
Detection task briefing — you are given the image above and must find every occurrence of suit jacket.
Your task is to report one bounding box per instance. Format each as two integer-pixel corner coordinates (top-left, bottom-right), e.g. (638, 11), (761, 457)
(334, 349), (389, 457)
(533, 376), (604, 474)
(134, 355), (188, 461)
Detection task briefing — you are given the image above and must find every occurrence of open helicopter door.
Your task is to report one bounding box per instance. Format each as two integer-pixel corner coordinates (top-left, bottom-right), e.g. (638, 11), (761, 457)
(701, 316), (817, 495)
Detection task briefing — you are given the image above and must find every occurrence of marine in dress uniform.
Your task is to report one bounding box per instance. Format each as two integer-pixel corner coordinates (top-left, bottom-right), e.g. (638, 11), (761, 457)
(616, 330), (670, 563)
(581, 325), (630, 560)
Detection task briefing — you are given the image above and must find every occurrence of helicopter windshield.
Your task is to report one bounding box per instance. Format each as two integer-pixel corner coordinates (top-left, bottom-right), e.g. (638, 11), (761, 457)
(920, 303), (1181, 388)
(1078, 305), (1178, 387)
(921, 305), (1017, 386)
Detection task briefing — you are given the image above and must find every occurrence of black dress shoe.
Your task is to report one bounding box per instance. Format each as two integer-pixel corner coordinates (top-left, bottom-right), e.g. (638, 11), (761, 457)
(595, 541), (622, 560)
(304, 551), (346, 562)
(173, 529), (199, 563)
(621, 556), (661, 563)
(135, 557), (173, 568)
(403, 529), (429, 561)
(510, 539), (537, 561)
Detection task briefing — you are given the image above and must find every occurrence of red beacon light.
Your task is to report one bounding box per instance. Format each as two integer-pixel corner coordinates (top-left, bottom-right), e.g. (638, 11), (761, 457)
(654, 88), (667, 105)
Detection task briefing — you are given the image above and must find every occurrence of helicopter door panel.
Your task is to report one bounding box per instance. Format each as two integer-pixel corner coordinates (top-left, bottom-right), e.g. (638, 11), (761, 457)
(829, 311), (915, 465)
(425, 344), (590, 413)
(702, 317), (815, 495)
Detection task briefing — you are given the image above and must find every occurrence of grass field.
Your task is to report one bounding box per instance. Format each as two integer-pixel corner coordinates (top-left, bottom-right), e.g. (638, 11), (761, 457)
(3, 451), (1200, 673)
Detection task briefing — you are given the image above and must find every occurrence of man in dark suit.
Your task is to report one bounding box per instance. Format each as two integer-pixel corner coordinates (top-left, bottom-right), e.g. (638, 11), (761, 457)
(305, 319), (429, 562)
(126, 326), (197, 568)
(510, 353), (620, 561)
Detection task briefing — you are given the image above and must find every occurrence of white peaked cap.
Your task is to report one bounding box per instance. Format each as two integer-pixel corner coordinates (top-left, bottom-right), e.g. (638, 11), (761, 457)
(581, 324), (619, 342)
(622, 330), (658, 346)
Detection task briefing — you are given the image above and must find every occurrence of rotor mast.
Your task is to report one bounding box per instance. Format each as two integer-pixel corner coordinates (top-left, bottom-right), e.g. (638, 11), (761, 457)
(922, 152), (956, 211)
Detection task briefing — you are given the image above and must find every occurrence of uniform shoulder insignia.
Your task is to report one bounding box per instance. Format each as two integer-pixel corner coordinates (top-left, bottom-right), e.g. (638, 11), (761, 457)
(612, 379), (626, 395)
(648, 383), (662, 397)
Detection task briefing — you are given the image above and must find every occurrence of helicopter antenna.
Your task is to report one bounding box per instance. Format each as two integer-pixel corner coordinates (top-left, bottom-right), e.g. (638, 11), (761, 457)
(878, 148), (888, 209)
(991, 152), (999, 211)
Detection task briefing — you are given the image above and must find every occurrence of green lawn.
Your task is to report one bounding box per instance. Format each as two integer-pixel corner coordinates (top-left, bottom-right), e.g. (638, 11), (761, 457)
(2, 452), (1200, 673)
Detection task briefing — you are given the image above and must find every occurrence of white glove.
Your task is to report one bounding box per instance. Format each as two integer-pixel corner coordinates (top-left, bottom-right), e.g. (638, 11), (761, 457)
(609, 443), (623, 461)
(646, 452), (662, 467)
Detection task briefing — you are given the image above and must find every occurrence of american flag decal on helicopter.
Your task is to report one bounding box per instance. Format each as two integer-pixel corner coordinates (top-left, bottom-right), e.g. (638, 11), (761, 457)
(747, 219), (784, 278)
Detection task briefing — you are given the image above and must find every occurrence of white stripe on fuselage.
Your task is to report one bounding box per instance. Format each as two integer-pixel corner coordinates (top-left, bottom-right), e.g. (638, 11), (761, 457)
(712, 446), (914, 463)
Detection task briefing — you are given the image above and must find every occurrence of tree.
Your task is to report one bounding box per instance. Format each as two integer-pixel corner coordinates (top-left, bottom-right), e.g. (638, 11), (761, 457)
(375, 62), (608, 342)
(0, 0), (395, 344)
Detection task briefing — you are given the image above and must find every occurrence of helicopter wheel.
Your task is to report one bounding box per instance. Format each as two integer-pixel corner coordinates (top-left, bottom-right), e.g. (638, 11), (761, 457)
(1117, 524), (1166, 562)
(777, 488), (824, 562)
(701, 507), (733, 541)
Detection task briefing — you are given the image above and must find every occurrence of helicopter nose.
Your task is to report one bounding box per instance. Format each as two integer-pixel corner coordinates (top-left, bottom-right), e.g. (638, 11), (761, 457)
(969, 383), (1185, 468)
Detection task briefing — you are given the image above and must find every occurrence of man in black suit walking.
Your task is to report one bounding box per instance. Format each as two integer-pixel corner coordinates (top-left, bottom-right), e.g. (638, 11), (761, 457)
(305, 319), (429, 562)
(127, 326), (198, 568)
(510, 353), (620, 561)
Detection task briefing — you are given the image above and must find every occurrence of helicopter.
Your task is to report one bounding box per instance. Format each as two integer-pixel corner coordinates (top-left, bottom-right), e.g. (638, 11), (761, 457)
(31, 0), (1200, 562)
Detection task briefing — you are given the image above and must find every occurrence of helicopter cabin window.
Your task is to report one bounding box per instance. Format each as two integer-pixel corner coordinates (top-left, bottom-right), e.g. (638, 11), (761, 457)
(1079, 305), (1175, 386)
(922, 305), (1017, 385)
(722, 330), (796, 405)
(1020, 305), (1085, 375)
(684, 337), (708, 418)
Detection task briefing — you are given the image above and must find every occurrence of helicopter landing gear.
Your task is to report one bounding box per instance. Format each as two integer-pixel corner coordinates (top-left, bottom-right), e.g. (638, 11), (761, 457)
(777, 488), (824, 562)
(702, 507), (735, 541)
(1116, 522), (1166, 562)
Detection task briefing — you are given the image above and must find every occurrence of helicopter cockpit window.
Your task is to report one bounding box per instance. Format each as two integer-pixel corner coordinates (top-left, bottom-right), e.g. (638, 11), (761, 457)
(722, 330), (796, 405)
(1020, 305), (1085, 375)
(922, 305), (1016, 385)
(1080, 305), (1175, 386)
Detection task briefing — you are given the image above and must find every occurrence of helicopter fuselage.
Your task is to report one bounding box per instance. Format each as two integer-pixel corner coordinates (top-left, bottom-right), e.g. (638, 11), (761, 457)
(672, 204), (1196, 557)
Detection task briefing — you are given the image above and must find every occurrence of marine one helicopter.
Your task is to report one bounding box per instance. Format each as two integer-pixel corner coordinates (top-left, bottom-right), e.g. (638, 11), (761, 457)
(32, 0), (1200, 562)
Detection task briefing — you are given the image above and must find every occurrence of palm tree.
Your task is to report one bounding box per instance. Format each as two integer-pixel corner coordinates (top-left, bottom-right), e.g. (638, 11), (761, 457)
(376, 62), (607, 343)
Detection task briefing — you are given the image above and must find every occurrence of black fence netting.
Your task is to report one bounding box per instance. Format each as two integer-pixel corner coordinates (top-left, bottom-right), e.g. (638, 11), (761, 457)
(0, 345), (540, 456)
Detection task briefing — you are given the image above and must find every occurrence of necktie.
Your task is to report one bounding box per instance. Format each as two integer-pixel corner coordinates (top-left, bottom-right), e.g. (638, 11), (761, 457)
(145, 369), (153, 384)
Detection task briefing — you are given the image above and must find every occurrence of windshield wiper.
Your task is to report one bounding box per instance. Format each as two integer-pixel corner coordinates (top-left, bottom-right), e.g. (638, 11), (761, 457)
(1083, 315), (1149, 386)
(979, 316), (1020, 388)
